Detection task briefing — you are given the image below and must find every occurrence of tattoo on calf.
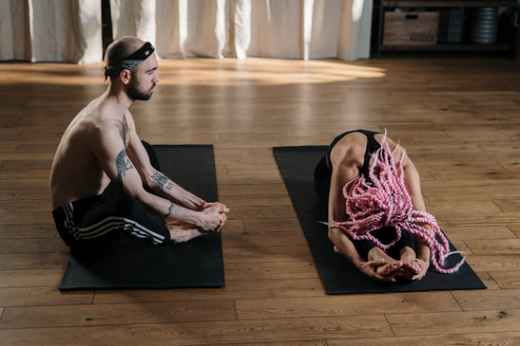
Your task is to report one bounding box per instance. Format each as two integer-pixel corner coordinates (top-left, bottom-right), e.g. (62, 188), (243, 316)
(116, 149), (134, 187)
(165, 202), (181, 220)
(151, 171), (174, 193)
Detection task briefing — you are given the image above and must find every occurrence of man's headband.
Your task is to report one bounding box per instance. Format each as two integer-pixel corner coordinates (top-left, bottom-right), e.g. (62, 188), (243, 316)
(104, 42), (155, 81)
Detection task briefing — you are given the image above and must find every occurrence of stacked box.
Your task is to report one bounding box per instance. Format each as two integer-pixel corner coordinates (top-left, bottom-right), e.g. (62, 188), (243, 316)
(383, 11), (439, 46)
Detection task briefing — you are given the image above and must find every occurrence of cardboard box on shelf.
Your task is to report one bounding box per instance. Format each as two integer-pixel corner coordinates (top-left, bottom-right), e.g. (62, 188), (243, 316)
(383, 11), (439, 46)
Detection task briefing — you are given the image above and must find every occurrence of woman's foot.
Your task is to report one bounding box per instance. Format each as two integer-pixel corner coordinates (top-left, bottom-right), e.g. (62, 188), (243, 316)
(400, 247), (428, 280)
(367, 247), (403, 276)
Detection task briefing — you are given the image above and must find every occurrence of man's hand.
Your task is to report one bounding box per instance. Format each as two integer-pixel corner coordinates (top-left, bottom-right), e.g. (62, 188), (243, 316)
(201, 202), (229, 231)
(198, 206), (226, 232)
(202, 202), (229, 212)
(359, 259), (401, 282)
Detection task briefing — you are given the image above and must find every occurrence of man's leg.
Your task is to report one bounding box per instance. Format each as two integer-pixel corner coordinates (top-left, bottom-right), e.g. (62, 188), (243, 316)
(139, 140), (210, 243)
(56, 183), (171, 252)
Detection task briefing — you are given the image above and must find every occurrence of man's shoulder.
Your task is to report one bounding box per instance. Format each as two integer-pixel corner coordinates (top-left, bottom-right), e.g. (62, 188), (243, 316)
(86, 118), (121, 140)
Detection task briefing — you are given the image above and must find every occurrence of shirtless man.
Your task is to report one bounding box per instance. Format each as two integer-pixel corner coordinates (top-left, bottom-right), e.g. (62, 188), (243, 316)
(50, 36), (229, 249)
(314, 130), (430, 282)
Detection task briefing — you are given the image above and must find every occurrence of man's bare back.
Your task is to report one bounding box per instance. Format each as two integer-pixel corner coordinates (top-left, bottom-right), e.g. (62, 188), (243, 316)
(50, 98), (125, 209)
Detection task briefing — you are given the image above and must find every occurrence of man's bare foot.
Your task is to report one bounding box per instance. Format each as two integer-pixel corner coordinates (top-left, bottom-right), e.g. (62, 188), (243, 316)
(367, 247), (403, 276)
(167, 222), (208, 243)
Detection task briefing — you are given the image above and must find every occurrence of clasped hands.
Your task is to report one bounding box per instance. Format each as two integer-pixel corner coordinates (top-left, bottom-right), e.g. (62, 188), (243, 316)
(200, 202), (229, 232)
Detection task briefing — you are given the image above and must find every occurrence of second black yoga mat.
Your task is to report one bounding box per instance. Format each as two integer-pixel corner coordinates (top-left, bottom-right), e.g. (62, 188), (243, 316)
(59, 145), (225, 291)
(273, 146), (486, 295)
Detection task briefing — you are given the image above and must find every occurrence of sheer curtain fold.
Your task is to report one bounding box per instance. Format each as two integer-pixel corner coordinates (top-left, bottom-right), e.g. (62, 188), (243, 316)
(0, 0), (101, 63)
(111, 0), (373, 61)
(0, 0), (372, 63)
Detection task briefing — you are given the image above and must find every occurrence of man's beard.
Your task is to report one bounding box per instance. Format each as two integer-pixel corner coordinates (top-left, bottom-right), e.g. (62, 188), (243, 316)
(128, 74), (155, 101)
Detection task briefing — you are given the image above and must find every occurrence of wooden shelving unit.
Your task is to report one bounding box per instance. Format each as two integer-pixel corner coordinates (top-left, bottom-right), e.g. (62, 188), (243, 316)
(383, 1), (515, 7)
(375, 0), (517, 57)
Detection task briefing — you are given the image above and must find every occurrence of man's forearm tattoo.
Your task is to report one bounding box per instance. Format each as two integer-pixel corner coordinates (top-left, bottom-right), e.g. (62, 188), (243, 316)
(116, 149), (134, 187)
(151, 171), (174, 193)
(165, 202), (181, 220)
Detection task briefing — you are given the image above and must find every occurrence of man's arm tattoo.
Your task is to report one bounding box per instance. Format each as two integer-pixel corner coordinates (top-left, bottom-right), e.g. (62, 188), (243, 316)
(151, 171), (174, 193)
(115, 149), (134, 188)
(165, 202), (181, 220)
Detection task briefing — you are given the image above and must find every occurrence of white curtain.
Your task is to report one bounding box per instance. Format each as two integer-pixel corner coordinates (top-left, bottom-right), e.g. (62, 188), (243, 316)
(0, 0), (372, 63)
(0, 0), (102, 63)
(110, 0), (373, 61)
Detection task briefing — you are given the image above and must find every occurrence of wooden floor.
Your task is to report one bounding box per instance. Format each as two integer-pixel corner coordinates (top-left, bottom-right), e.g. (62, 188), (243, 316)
(1, 53), (520, 345)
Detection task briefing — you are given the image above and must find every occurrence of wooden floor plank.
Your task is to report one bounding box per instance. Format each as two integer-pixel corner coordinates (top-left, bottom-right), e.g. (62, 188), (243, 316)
(453, 289), (520, 311)
(475, 271), (501, 290)
(489, 271), (520, 289)
(94, 277), (325, 304)
(0, 224), (56, 239)
(223, 261), (319, 280)
(0, 180), (48, 190)
(509, 224), (520, 238)
(327, 332), (520, 346)
(227, 206), (297, 220)
(0, 253), (68, 271)
(204, 342), (327, 346)
(0, 169), (51, 180)
(0, 160), (52, 170)
(0, 200), (53, 212)
(223, 245), (314, 264)
(495, 200), (520, 213)
(0, 238), (68, 254)
(219, 194), (292, 207)
(425, 201), (502, 216)
(0, 269), (65, 288)
(466, 255), (520, 272)
(422, 180), (520, 203)
(0, 287), (92, 308)
(235, 292), (461, 320)
(218, 184), (288, 196)
(441, 225), (517, 241)
(243, 218), (303, 232)
(0, 211), (54, 225)
(0, 189), (51, 201)
(0, 315), (392, 346)
(223, 230), (308, 248)
(217, 173), (283, 185)
(387, 309), (520, 336)
(223, 165), (281, 175)
(465, 239), (520, 255)
(0, 300), (237, 329)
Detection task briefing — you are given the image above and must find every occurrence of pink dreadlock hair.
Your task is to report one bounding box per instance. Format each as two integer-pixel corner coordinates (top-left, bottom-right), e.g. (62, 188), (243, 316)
(331, 131), (464, 274)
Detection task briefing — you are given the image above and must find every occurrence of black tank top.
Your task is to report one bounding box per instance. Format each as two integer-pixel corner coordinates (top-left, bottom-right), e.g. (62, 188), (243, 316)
(327, 130), (381, 175)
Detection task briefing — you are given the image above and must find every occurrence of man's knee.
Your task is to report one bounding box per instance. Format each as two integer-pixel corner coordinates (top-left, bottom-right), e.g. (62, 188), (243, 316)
(140, 140), (161, 170)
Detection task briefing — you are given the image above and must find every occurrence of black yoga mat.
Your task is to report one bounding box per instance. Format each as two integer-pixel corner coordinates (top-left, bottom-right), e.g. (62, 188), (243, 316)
(274, 146), (486, 295)
(59, 145), (225, 291)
